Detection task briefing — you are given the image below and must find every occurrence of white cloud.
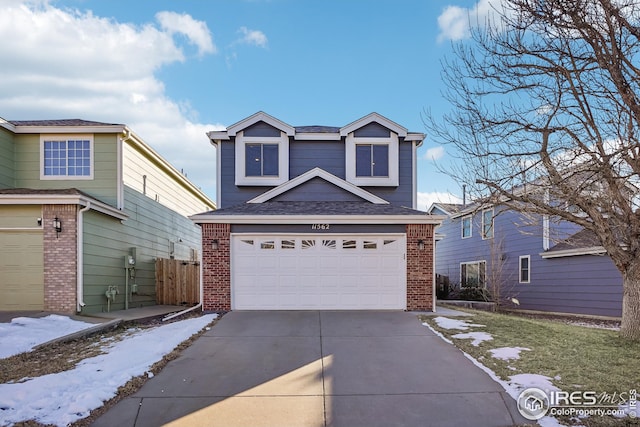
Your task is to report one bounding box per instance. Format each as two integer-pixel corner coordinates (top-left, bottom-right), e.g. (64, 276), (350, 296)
(156, 11), (216, 56)
(437, 0), (506, 42)
(0, 1), (221, 198)
(236, 26), (268, 48)
(417, 192), (462, 212)
(424, 146), (445, 161)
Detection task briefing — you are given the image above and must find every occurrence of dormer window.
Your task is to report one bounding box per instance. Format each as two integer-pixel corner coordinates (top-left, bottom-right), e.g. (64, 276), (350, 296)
(235, 131), (289, 186)
(346, 133), (398, 186)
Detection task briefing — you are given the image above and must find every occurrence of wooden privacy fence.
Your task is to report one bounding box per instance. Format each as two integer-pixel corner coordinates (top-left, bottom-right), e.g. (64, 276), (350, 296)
(155, 258), (200, 305)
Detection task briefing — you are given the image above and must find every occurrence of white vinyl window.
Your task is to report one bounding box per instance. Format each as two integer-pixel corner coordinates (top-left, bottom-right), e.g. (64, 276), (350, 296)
(41, 135), (94, 180)
(345, 133), (398, 186)
(519, 255), (531, 284)
(460, 261), (486, 288)
(482, 208), (494, 239)
(235, 131), (289, 186)
(461, 215), (472, 239)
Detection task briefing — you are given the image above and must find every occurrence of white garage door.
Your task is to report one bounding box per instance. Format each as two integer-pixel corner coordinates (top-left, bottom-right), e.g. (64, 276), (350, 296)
(231, 234), (406, 310)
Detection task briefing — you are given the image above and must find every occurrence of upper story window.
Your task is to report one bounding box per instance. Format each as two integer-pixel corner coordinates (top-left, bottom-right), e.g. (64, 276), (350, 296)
(461, 215), (472, 238)
(235, 131), (289, 186)
(41, 135), (93, 180)
(482, 208), (494, 239)
(345, 130), (398, 187)
(245, 143), (279, 177)
(356, 144), (389, 177)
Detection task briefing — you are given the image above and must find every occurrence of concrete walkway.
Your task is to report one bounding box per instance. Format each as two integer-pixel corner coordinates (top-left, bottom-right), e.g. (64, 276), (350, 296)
(91, 311), (528, 427)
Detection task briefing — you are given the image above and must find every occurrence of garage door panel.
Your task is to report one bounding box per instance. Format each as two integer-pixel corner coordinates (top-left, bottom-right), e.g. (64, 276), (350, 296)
(231, 234), (406, 310)
(1, 231), (44, 310)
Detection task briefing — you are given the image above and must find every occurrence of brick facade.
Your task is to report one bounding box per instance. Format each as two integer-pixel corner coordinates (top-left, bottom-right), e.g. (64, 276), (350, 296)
(406, 224), (435, 311)
(43, 204), (78, 313)
(202, 223), (231, 311)
(201, 223), (435, 312)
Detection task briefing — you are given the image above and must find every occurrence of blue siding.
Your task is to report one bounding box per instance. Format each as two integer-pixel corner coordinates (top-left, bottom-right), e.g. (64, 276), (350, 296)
(271, 177), (365, 202)
(435, 208), (623, 317)
(354, 122), (391, 137)
(244, 121), (281, 137)
(220, 138), (414, 208)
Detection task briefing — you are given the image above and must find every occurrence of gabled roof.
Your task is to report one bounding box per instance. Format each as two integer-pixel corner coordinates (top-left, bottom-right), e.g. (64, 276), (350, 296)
(428, 202), (465, 216)
(223, 111), (295, 138)
(207, 112), (425, 144)
(340, 112), (408, 138)
(541, 229), (607, 258)
(247, 167), (389, 205)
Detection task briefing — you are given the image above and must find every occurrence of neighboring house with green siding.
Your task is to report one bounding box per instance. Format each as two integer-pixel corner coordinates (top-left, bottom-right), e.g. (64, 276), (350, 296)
(0, 118), (215, 314)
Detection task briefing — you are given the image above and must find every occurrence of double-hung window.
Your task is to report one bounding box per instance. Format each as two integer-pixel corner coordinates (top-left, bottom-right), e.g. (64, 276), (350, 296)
(461, 215), (472, 238)
(460, 261), (486, 288)
(482, 208), (494, 239)
(519, 255), (531, 283)
(41, 135), (93, 179)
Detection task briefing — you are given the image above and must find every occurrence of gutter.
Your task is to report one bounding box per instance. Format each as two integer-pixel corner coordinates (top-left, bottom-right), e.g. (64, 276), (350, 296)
(77, 202), (91, 311)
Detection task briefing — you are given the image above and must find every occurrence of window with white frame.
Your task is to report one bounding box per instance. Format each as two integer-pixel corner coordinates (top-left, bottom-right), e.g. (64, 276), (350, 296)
(482, 208), (494, 239)
(460, 261), (486, 288)
(235, 131), (289, 186)
(345, 133), (398, 186)
(41, 135), (93, 179)
(519, 255), (531, 283)
(461, 215), (472, 238)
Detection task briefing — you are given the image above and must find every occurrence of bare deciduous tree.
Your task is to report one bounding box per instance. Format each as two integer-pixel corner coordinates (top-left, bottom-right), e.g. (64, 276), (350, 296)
(425, 0), (640, 340)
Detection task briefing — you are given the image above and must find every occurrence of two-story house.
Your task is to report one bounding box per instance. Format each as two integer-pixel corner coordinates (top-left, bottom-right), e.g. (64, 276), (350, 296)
(0, 118), (215, 315)
(191, 112), (442, 311)
(429, 202), (623, 318)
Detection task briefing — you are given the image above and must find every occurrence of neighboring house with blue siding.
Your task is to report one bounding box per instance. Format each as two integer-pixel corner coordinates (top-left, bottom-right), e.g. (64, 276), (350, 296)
(429, 202), (623, 318)
(0, 118), (215, 314)
(191, 111), (442, 312)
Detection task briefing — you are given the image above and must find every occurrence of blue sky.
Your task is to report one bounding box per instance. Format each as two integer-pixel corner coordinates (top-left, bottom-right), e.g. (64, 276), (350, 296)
(0, 0), (493, 209)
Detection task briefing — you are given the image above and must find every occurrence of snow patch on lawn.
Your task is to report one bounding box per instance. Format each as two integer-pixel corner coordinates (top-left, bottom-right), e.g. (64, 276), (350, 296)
(451, 331), (493, 346)
(490, 347), (530, 360)
(433, 316), (485, 330)
(0, 313), (217, 427)
(0, 315), (96, 359)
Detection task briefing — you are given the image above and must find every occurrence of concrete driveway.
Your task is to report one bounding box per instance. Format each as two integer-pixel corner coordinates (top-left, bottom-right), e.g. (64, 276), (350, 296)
(92, 311), (527, 427)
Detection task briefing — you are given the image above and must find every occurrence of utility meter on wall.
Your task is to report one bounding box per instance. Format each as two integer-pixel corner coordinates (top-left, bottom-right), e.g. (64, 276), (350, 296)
(125, 255), (135, 267)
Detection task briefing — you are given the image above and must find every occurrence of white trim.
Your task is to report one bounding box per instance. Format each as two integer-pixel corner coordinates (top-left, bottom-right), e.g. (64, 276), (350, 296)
(191, 213), (444, 225)
(345, 133), (399, 187)
(227, 111), (295, 137)
(340, 112), (408, 138)
(0, 118), (16, 132)
(540, 246), (607, 258)
(40, 134), (94, 180)
(247, 167), (389, 204)
(518, 255), (531, 284)
(77, 202), (91, 311)
(212, 139), (222, 208)
(117, 135), (124, 210)
(235, 131), (289, 186)
(0, 227), (42, 231)
(412, 141), (417, 209)
(461, 214), (472, 239)
(0, 194), (128, 221)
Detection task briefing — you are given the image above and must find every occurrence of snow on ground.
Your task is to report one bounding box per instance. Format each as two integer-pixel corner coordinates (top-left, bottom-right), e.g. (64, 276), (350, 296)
(0, 315), (96, 359)
(451, 331), (494, 346)
(0, 313), (217, 427)
(490, 347), (531, 360)
(432, 316), (485, 330)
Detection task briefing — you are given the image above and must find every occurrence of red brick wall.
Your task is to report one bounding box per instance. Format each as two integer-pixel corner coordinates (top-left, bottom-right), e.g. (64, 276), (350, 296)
(43, 204), (77, 313)
(201, 223), (231, 311)
(406, 224), (435, 311)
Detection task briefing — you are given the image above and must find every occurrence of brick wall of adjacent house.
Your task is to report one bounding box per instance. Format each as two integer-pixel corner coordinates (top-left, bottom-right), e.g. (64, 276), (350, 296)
(406, 224), (435, 311)
(201, 223), (231, 311)
(43, 204), (77, 313)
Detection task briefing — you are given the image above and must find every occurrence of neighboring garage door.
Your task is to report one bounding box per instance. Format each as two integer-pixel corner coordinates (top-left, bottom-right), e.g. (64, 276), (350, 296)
(0, 230), (44, 310)
(232, 234), (406, 310)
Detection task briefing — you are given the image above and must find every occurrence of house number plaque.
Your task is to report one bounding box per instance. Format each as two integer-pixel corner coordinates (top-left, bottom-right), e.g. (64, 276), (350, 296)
(311, 224), (330, 230)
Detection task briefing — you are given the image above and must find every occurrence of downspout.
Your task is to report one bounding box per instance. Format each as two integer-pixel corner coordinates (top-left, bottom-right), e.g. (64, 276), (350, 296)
(77, 201), (91, 311)
(163, 246), (204, 322)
